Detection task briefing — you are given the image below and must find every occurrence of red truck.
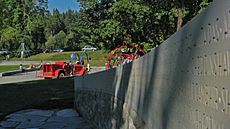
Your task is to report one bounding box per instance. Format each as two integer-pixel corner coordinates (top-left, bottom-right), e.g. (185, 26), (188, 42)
(41, 61), (88, 79)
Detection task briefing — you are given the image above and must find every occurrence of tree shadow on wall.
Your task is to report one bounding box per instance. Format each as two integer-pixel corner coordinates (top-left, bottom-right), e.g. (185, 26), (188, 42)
(116, 6), (212, 129)
(75, 62), (134, 129)
(110, 47), (161, 129)
(110, 62), (133, 129)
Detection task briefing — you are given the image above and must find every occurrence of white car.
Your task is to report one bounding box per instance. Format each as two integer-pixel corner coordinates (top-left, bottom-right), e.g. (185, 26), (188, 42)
(82, 45), (97, 51)
(53, 48), (64, 52)
(0, 49), (10, 55)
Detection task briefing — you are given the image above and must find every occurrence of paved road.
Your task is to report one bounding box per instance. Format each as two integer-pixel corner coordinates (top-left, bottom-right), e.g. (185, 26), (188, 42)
(0, 67), (106, 85)
(0, 60), (106, 84)
(0, 71), (43, 84)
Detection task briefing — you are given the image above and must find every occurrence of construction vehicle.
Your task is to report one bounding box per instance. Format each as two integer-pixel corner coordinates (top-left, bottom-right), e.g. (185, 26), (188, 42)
(106, 35), (146, 69)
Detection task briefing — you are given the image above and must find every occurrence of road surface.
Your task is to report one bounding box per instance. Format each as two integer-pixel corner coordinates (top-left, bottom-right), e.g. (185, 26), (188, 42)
(0, 67), (106, 85)
(0, 71), (43, 84)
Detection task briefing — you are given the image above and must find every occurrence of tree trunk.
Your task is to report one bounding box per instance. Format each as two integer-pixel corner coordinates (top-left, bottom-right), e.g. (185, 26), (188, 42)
(176, 0), (184, 31)
(177, 8), (183, 31)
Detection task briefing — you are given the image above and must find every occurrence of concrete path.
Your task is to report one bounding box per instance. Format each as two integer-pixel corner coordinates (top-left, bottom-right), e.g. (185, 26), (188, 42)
(0, 108), (92, 129)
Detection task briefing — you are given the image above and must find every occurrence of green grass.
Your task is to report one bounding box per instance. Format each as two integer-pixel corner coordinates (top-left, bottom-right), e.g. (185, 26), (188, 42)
(0, 65), (29, 73)
(12, 50), (109, 66)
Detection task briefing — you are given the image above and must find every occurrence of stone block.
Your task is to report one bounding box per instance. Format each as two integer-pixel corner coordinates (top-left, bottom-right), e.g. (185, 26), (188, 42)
(40, 122), (65, 129)
(47, 116), (84, 124)
(6, 112), (48, 122)
(0, 121), (20, 128)
(56, 109), (79, 117)
(24, 109), (55, 117)
(16, 121), (45, 128)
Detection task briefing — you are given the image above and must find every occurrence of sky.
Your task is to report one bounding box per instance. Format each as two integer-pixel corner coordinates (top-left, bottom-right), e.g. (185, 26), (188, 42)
(48, 0), (80, 13)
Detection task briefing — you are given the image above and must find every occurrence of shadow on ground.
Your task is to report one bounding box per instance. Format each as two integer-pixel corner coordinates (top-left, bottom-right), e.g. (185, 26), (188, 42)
(0, 78), (74, 120)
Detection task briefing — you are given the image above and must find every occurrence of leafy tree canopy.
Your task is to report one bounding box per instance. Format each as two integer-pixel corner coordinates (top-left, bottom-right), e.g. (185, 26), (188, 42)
(0, 0), (213, 53)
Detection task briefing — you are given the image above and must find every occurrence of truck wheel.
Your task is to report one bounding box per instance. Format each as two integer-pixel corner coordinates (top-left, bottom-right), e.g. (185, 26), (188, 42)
(58, 72), (65, 78)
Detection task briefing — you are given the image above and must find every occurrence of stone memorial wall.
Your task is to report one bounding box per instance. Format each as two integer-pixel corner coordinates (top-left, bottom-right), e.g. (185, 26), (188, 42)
(74, 0), (230, 128)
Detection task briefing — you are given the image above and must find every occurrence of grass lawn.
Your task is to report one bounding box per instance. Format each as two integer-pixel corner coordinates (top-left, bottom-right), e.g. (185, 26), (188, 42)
(0, 65), (21, 73)
(11, 50), (109, 66)
(0, 65), (29, 73)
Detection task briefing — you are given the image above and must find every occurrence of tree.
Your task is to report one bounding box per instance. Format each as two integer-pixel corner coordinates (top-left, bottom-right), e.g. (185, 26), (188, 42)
(63, 9), (77, 32)
(101, 0), (151, 49)
(74, 0), (115, 49)
(0, 27), (20, 50)
(0, 0), (48, 50)
(0, 0), (213, 52)
(45, 9), (65, 37)
(46, 35), (55, 50)
(54, 30), (66, 49)
(65, 31), (79, 50)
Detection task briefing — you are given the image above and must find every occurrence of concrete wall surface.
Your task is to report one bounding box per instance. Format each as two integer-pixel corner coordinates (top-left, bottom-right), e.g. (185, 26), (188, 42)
(74, 0), (230, 129)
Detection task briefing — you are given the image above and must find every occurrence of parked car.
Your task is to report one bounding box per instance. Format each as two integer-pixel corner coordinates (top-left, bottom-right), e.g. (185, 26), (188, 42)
(32, 49), (46, 54)
(0, 49), (10, 55)
(53, 48), (64, 52)
(43, 49), (50, 53)
(82, 45), (97, 51)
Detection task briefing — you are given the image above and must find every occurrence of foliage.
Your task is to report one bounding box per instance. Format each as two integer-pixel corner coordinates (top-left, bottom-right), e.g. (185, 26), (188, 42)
(0, 27), (20, 50)
(0, 0), (213, 54)
(45, 35), (56, 50)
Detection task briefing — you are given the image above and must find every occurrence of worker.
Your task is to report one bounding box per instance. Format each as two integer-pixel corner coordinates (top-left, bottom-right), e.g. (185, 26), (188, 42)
(29, 64), (34, 69)
(63, 62), (71, 75)
(37, 60), (43, 69)
(69, 61), (73, 75)
(87, 62), (90, 72)
(19, 64), (25, 72)
(69, 60), (72, 66)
